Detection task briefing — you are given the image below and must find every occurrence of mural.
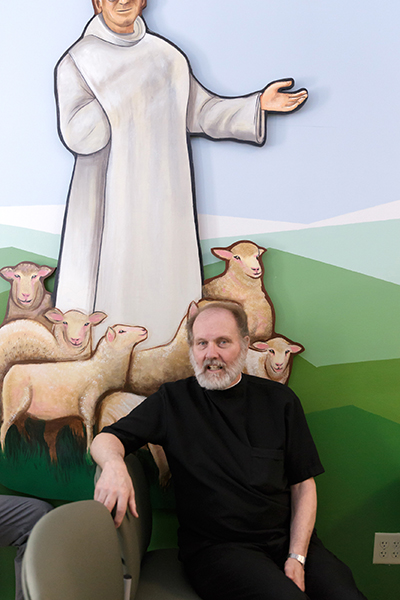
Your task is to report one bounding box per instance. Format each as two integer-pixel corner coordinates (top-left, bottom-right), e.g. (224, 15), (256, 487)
(0, 239), (303, 486)
(1, 2), (399, 596)
(0, 2), (309, 497)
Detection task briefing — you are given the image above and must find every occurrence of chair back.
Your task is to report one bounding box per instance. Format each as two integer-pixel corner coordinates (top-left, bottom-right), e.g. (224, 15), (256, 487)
(117, 453), (153, 598)
(22, 499), (125, 600)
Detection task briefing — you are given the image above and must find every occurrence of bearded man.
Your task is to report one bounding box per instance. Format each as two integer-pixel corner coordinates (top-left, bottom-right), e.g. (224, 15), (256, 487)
(54, 0), (308, 348)
(91, 302), (366, 600)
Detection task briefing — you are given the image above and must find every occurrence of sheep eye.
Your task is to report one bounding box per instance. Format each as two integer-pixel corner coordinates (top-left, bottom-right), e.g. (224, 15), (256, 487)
(118, 329), (126, 334)
(233, 255), (240, 260)
(285, 349), (290, 355)
(84, 322), (90, 327)
(31, 275), (37, 279)
(268, 349), (275, 355)
(14, 274), (21, 279)
(63, 321), (68, 325)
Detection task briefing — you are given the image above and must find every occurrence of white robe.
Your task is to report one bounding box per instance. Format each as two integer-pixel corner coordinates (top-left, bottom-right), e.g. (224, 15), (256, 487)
(55, 15), (266, 347)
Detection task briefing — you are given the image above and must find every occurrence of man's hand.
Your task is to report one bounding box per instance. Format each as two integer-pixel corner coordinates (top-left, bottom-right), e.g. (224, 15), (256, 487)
(284, 557), (305, 591)
(260, 79), (308, 113)
(94, 459), (138, 527)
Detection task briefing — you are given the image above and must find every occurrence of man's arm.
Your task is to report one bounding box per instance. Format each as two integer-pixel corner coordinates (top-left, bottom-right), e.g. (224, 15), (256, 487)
(284, 477), (317, 592)
(90, 432), (138, 527)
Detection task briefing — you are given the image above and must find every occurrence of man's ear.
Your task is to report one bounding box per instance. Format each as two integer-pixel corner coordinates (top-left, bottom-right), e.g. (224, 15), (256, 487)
(92, 0), (103, 15)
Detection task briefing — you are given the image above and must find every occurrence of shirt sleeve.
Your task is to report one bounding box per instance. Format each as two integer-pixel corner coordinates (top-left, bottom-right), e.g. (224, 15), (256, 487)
(284, 391), (325, 486)
(186, 73), (266, 144)
(101, 388), (167, 456)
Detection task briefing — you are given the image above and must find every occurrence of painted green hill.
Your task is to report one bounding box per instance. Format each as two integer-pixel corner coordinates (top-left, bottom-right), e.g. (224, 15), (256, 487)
(307, 405), (400, 600)
(289, 355), (400, 425)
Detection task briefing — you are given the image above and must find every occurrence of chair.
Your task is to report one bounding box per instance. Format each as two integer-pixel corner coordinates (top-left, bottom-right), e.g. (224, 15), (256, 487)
(22, 499), (125, 600)
(113, 453), (202, 600)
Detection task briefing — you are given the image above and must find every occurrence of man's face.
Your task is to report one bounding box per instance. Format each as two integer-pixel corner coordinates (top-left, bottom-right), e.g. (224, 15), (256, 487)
(94, 0), (146, 34)
(190, 308), (249, 390)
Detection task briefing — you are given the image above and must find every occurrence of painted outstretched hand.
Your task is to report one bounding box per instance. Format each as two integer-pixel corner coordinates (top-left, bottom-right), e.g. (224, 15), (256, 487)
(260, 79), (308, 113)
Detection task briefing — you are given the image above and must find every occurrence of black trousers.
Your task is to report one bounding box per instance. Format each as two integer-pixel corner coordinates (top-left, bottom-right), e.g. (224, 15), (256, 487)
(184, 533), (367, 600)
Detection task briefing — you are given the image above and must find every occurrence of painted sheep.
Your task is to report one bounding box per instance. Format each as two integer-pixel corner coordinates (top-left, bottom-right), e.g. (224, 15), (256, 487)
(0, 262), (55, 329)
(1, 325), (148, 452)
(202, 241), (275, 343)
(244, 337), (304, 385)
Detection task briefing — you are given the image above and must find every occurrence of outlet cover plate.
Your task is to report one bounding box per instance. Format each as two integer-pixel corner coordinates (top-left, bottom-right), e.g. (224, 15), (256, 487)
(373, 533), (400, 564)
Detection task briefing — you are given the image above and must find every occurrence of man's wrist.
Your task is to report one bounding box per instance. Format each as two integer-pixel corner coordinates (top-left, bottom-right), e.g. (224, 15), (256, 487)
(287, 553), (306, 567)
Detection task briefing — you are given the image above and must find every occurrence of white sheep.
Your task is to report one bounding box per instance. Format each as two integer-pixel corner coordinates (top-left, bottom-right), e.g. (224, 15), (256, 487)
(244, 337), (304, 385)
(202, 241), (275, 343)
(0, 262), (55, 329)
(0, 309), (107, 392)
(128, 301), (198, 397)
(0, 324), (148, 453)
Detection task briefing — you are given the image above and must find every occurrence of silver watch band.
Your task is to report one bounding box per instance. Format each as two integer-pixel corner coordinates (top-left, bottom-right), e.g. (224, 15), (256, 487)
(287, 553), (306, 566)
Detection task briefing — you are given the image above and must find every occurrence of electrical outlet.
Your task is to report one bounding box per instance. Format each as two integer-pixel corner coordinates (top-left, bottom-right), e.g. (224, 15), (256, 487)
(373, 533), (400, 564)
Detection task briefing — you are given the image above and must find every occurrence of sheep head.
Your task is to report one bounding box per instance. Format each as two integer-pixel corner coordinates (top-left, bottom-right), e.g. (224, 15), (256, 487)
(212, 241), (266, 279)
(0, 262), (54, 310)
(252, 337), (303, 378)
(45, 308), (107, 351)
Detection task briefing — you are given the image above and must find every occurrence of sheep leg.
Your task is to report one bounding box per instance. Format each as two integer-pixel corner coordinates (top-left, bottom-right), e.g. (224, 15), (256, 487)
(1, 384), (32, 452)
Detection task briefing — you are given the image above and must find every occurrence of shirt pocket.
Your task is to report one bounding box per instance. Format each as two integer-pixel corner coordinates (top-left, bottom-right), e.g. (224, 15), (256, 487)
(250, 447), (286, 492)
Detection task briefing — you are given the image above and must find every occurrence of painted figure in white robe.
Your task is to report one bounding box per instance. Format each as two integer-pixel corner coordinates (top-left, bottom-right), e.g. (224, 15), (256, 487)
(54, 0), (307, 348)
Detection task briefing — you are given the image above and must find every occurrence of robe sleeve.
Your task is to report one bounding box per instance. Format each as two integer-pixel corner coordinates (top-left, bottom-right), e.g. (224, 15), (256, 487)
(56, 54), (111, 156)
(186, 74), (266, 145)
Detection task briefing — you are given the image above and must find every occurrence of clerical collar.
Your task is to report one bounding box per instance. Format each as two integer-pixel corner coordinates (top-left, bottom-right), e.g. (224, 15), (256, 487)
(85, 14), (146, 47)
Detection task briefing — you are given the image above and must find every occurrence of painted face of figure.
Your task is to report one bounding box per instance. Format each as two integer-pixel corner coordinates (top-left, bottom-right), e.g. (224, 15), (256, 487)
(190, 308), (249, 390)
(93, 0), (146, 34)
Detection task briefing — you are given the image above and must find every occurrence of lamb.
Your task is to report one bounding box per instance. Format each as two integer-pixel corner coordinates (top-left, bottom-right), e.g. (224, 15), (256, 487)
(0, 309), (107, 392)
(0, 324), (148, 453)
(127, 301), (198, 397)
(244, 337), (304, 385)
(0, 262), (55, 329)
(202, 241), (275, 343)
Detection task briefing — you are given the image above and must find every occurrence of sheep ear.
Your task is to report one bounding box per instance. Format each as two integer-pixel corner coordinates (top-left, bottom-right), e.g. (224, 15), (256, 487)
(251, 341), (269, 351)
(290, 345), (303, 354)
(258, 247), (266, 256)
(188, 301), (199, 318)
(37, 266), (55, 279)
(106, 327), (116, 343)
(44, 308), (64, 323)
(211, 248), (232, 261)
(89, 311), (107, 325)
(0, 267), (15, 281)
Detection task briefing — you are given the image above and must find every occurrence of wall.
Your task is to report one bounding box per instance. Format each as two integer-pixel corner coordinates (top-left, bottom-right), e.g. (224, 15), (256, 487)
(1, 2), (399, 598)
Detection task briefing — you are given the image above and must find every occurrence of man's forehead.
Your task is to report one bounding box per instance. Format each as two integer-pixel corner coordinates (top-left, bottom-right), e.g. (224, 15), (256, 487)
(193, 308), (239, 336)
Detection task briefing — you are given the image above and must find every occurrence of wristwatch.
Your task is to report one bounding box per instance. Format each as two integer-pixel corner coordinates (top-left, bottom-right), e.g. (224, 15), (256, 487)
(287, 553), (306, 567)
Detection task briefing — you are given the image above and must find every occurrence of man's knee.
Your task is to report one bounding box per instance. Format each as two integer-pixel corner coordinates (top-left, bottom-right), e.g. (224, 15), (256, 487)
(305, 535), (367, 600)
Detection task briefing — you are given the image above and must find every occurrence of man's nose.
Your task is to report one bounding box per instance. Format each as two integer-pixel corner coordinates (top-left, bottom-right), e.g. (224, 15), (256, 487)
(205, 343), (218, 359)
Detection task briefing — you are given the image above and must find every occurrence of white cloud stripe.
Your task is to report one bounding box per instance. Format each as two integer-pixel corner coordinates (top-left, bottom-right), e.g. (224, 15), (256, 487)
(0, 200), (399, 239)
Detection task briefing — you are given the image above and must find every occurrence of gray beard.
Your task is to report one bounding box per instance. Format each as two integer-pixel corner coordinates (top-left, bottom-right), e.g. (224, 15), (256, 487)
(189, 346), (247, 390)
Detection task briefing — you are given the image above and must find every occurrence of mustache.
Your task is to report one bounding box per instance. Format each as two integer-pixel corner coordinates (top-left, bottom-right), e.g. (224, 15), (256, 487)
(202, 359), (226, 370)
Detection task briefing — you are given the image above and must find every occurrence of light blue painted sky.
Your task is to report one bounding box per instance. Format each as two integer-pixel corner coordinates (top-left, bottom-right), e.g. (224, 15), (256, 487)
(0, 0), (399, 224)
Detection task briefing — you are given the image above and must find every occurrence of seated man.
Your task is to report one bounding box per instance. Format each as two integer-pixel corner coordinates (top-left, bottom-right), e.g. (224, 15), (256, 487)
(0, 495), (53, 600)
(91, 302), (367, 600)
